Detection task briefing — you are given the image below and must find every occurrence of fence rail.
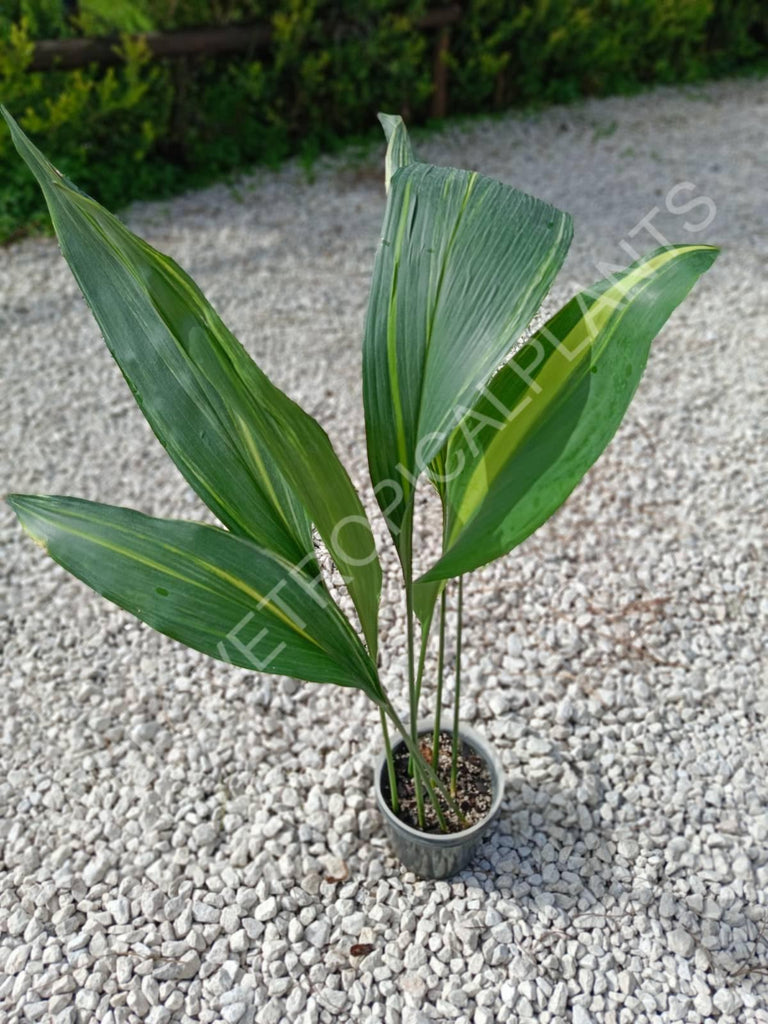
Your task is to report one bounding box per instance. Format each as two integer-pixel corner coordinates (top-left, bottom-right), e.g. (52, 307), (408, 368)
(26, 5), (462, 117)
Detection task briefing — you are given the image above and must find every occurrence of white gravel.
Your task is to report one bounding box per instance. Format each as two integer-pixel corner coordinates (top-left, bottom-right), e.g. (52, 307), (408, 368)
(1, 76), (767, 1023)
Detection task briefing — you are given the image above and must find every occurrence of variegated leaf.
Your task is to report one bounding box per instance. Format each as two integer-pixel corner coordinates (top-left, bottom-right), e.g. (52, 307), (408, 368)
(9, 495), (383, 697)
(3, 108), (382, 658)
(418, 244), (719, 584)
(363, 115), (573, 568)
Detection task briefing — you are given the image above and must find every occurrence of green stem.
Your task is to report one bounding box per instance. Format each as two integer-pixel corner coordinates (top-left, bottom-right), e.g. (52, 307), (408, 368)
(399, 504), (425, 829)
(413, 618), (431, 710)
(451, 575), (464, 797)
(432, 586), (447, 771)
(379, 707), (398, 813)
(385, 702), (467, 829)
(407, 620), (431, 776)
(405, 582), (425, 828)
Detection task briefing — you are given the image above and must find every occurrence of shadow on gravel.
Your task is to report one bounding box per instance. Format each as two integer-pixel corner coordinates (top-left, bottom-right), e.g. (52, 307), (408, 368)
(469, 773), (768, 992)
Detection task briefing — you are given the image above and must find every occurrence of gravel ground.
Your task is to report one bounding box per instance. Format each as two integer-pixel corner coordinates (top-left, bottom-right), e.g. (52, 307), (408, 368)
(1, 76), (767, 1024)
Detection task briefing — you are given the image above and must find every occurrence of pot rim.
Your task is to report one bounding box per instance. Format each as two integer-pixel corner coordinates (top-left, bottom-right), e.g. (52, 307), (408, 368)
(374, 716), (505, 844)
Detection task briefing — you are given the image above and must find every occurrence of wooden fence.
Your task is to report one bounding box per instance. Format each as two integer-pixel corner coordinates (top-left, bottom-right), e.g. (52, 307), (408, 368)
(25, 5), (462, 118)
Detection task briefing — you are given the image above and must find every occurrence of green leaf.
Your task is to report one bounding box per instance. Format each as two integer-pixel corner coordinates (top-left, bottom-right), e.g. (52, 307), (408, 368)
(363, 120), (572, 564)
(2, 107), (382, 659)
(378, 112), (414, 193)
(418, 244), (719, 584)
(9, 495), (384, 698)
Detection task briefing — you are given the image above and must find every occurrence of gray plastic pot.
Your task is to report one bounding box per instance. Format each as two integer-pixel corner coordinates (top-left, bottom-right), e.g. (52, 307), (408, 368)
(374, 718), (505, 879)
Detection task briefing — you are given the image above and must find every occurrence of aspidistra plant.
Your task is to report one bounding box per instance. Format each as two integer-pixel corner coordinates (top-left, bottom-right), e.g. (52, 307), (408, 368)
(3, 108), (717, 831)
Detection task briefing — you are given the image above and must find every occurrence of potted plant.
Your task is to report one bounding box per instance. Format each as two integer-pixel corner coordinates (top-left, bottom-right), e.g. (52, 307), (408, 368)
(2, 107), (717, 878)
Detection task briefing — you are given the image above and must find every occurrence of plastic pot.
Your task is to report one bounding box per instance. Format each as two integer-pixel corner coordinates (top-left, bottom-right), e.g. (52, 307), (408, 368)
(373, 718), (505, 879)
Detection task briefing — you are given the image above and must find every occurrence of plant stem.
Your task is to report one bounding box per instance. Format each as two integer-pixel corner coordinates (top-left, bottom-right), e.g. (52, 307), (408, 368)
(413, 618), (431, 710)
(405, 582), (425, 828)
(432, 585), (447, 771)
(379, 707), (398, 813)
(451, 575), (464, 797)
(397, 503), (425, 827)
(384, 702), (467, 829)
(407, 621), (431, 776)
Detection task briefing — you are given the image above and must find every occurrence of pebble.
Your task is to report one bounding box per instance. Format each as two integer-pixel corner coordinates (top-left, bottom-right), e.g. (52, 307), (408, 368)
(146, 1008), (170, 1024)
(318, 988), (347, 1012)
(659, 893), (677, 918)
(192, 901), (220, 924)
(142, 889), (165, 921)
(254, 897), (278, 923)
(106, 898), (131, 926)
(713, 988), (740, 1014)
(305, 920), (331, 948)
(116, 957), (132, 985)
(617, 839), (639, 860)
(82, 854), (111, 887)
(128, 990), (150, 1016)
(667, 928), (695, 957)
(341, 911), (365, 936)
(286, 988), (306, 1014)
(549, 981), (568, 1015)
(222, 1003), (246, 1023)
(5, 944), (31, 974)
(8, 908), (31, 936)
(221, 906), (241, 933)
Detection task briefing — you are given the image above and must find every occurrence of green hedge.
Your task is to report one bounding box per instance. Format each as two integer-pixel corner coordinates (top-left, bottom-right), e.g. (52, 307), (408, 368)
(452, 0), (767, 108)
(1, 1), (766, 241)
